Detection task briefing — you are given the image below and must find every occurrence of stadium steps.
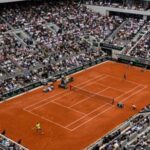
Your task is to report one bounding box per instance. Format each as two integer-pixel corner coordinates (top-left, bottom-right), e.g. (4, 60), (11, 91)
(0, 18), (27, 47)
(14, 30), (36, 46)
(8, 55), (24, 73)
(0, 67), (9, 77)
(126, 28), (150, 56)
(106, 19), (127, 41)
(46, 22), (60, 33)
(132, 24), (149, 43)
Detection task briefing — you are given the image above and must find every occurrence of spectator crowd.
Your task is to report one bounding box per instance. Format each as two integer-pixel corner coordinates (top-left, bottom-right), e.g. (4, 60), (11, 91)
(0, 2), (122, 96)
(90, 104), (150, 150)
(0, 1), (150, 150)
(0, 133), (26, 150)
(104, 18), (146, 48)
(0, 1), (149, 97)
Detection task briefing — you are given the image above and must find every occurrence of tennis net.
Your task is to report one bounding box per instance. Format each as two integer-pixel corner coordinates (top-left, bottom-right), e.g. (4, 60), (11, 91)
(70, 85), (114, 104)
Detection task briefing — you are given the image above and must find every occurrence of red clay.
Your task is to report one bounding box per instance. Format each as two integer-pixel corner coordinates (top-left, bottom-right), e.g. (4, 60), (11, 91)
(0, 61), (150, 150)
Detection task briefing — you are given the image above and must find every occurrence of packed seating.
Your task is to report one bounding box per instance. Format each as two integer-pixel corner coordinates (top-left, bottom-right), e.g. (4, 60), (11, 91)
(0, 1), (150, 150)
(0, 19), (10, 32)
(0, 1), (149, 98)
(128, 129), (150, 149)
(89, 104), (150, 150)
(128, 31), (150, 59)
(0, 133), (27, 150)
(140, 104), (150, 113)
(1, 2), (123, 42)
(0, 2), (124, 96)
(104, 18), (146, 48)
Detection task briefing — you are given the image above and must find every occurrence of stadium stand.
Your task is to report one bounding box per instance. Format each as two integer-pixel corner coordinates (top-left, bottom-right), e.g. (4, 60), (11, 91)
(0, 133), (28, 150)
(0, 0), (150, 149)
(87, 104), (150, 150)
(0, 2), (124, 98)
(103, 18), (147, 49)
(127, 29), (150, 59)
(0, 0), (149, 100)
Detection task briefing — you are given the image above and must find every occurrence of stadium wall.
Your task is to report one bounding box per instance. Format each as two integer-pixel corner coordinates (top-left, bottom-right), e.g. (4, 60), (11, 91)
(86, 5), (150, 18)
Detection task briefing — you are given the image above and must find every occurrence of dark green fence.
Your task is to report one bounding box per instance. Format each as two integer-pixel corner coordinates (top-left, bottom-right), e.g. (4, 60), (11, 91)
(100, 43), (123, 51)
(1, 82), (42, 101)
(117, 54), (150, 68)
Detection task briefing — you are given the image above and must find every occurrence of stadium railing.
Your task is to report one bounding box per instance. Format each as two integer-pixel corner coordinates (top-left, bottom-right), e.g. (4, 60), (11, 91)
(0, 81), (42, 101)
(86, 112), (150, 150)
(116, 54), (150, 68)
(0, 134), (29, 150)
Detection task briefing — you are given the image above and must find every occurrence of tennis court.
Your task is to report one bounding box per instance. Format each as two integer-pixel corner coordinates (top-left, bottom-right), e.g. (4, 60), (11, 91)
(0, 61), (150, 150)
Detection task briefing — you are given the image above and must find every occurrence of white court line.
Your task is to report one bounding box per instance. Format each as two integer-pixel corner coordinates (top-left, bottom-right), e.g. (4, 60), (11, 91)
(70, 87), (110, 108)
(106, 74), (140, 86)
(23, 77), (147, 132)
(29, 75), (108, 111)
(66, 103), (110, 128)
(29, 78), (110, 127)
(68, 85), (147, 131)
(24, 109), (72, 131)
(27, 77), (145, 131)
(24, 104), (109, 132)
(96, 82), (125, 93)
(24, 74), (106, 110)
(23, 60), (147, 132)
(66, 85), (140, 129)
(70, 105), (113, 131)
(114, 84), (143, 101)
(51, 101), (86, 115)
(68, 85), (146, 130)
(24, 78), (110, 131)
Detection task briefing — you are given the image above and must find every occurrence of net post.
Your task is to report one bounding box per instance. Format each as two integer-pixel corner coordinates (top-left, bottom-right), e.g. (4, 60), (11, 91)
(112, 98), (114, 105)
(69, 85), (72, 91)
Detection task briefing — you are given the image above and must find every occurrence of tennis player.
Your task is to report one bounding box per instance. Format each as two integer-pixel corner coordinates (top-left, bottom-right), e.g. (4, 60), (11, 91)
(123, 73), (127, 80)
(33, 122), (44, 134)
(132, 104), (137, 110)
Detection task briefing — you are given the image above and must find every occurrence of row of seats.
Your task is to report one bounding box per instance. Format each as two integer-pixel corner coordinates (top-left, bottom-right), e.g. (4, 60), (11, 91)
(128, 31), (150, 59)
(90, 104), (150, 150)
(0, 133), (27, 150)
(0, 2), (122, 95)
(0, 1), (150, 96)
(104, 18), (147, 48)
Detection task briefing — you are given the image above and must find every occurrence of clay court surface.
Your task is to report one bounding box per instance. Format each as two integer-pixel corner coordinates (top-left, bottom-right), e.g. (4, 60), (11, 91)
(0, 61), (150, 150)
